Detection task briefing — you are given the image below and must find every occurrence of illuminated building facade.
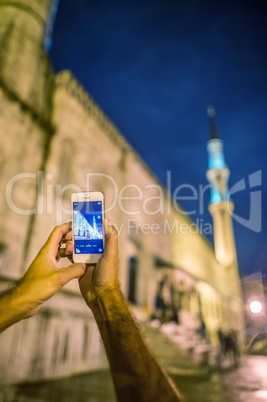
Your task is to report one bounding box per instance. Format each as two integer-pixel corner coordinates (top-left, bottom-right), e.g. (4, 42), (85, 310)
(0, 0), (244, 385)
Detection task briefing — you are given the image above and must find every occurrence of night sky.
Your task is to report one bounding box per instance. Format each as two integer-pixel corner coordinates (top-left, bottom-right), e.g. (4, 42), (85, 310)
(50, 0), (267, 278)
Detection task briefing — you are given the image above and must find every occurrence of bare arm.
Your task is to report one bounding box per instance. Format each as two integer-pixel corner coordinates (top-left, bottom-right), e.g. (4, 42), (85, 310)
(0, 224), (85, 332)
(79, 220), (181, 402)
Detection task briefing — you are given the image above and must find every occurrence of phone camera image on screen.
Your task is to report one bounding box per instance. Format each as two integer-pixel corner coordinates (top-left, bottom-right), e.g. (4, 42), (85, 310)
(73, 201), (104, 255)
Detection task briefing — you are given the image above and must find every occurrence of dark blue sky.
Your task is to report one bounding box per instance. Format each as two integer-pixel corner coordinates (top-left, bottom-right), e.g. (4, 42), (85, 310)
(50, 0), (267, 278)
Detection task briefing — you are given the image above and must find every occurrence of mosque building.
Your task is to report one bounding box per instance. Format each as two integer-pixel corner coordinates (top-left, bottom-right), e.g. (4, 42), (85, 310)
(0, 0), (244, 384)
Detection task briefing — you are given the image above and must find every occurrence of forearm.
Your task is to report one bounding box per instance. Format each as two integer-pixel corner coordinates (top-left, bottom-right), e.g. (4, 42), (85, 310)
(90, 288), (181, 402)
(0, 285), (29, 332)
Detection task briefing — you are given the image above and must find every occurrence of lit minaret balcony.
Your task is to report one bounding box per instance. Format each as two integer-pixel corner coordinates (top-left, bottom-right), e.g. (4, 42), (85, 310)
(206, 107), (237, 267)
(206, 106), (230, 205)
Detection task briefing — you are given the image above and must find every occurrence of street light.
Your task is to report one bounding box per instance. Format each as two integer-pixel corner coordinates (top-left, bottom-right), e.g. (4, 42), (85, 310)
(249, 300), (263, 314)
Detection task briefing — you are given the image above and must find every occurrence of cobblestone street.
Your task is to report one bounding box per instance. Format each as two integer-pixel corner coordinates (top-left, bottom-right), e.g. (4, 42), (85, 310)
(1, 323), (267, 402)
(0, 318), (267, 402)
(0, 355), (266, 402)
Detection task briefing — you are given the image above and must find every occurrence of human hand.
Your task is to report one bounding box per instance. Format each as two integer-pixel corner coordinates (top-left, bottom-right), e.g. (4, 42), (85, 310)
(78, 219), (120, 308)
(15, 224), (85, 319)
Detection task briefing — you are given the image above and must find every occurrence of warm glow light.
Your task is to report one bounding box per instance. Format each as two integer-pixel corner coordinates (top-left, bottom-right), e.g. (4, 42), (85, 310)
(250, 300), (262, 314)
(253, 390), (267, 399)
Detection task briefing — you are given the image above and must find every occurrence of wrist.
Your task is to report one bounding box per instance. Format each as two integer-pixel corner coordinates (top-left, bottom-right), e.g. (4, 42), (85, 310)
(10, 278), (42, 319)
(9, 283), (33, 318)
(89, 286), (127, 321)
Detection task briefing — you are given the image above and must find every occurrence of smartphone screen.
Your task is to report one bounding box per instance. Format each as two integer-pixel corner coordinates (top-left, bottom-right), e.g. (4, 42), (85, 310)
(73, 200), (104, 255)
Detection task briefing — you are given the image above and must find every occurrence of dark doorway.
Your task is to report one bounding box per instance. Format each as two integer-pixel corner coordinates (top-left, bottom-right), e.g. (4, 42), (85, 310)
(128, 256), (138, 304)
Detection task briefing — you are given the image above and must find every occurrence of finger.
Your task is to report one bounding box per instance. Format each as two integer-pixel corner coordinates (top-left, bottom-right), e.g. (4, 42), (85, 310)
(64, 230), (73, 242)
(66, 221), (72, 232)
(43, 224), (68, 257)
(56, 246), (67, 261)
(56, 241), (74, 261)
(58, 263), (86, 286)
(104, 218), (118, 237)
(103, 219), (118, 259)
(58, 227), (72, 245)
(60, 234), (71, 245)
(66, 240), (74, 253)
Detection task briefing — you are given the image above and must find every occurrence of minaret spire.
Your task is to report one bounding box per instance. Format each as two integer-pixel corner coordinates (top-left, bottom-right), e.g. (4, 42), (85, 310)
(206, 107), (237, 267)
(207, 106), (219, 139)
(206, 107), (226, 181)
(44, 0), (61, 52)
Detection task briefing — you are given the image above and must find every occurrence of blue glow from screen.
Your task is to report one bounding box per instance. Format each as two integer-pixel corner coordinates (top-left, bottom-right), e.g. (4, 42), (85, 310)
(208, 154), (225, 170)
(211, 190), (221, 204)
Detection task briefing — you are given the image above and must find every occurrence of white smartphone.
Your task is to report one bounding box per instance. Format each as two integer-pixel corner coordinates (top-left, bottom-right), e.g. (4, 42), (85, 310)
(72, 191), (105, 263)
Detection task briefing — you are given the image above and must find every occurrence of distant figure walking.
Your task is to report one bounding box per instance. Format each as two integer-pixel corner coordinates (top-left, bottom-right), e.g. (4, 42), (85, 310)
(154, 275), (169, 323)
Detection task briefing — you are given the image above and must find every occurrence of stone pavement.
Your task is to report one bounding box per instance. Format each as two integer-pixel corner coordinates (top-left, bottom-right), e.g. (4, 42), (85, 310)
(0, 321), (239, 402)
(0, 322), (212, 402)
(7, 355), (267, 402)
(1, 371), (116, 402)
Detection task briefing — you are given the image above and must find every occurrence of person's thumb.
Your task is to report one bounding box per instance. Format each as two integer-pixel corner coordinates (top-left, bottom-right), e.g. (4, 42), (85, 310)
(58, 263), (86, 286)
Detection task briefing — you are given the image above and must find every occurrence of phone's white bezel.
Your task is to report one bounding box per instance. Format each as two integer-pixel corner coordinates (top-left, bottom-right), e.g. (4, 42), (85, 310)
(72, 191), (105, 264)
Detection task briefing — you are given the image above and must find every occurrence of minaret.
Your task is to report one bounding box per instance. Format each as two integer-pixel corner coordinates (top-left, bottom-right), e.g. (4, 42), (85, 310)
(0, 0), (56, 120)
(206, 106), (237, 267)
(44, 0), (61, 52)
